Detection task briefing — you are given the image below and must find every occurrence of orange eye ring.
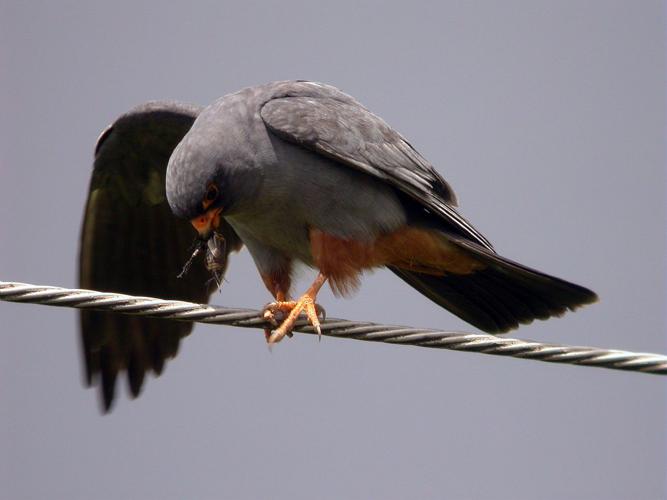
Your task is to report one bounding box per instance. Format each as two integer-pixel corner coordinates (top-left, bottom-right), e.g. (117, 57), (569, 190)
(202, 183), (219, 210)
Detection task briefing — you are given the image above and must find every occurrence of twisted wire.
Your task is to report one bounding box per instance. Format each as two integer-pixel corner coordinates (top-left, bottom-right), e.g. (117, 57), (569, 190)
(1, 280), (666, 375)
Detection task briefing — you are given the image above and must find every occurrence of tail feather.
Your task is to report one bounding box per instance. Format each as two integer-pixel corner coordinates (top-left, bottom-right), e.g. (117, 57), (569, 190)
(389, 235), (597, 334)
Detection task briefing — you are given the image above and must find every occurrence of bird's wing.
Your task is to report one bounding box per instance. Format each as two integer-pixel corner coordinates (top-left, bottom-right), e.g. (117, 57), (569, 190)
(79, 102), (242, 411)
(260, 94), (494, 250)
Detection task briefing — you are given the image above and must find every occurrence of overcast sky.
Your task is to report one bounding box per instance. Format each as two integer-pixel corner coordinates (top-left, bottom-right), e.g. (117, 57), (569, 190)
(1, 1), (665, 499)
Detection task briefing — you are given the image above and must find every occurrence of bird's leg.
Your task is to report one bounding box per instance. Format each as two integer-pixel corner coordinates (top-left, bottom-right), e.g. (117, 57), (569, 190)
(263, 272), (328, 344)
(262, 289), (295, 342)
(260, 270), (292, 339)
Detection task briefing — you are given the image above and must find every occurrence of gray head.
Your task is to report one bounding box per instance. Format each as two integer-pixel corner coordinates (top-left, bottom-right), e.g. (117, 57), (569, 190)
(166, 110), (263, 240)
(166, 129), (224, 221)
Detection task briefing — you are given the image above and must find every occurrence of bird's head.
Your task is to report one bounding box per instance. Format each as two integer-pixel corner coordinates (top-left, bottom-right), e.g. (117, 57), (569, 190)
(166, 133), (227, 241)
(166, 103), (263, 240)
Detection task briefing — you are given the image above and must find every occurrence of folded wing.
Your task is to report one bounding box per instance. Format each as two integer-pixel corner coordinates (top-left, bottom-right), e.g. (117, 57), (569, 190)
(260, 92), (493, 250)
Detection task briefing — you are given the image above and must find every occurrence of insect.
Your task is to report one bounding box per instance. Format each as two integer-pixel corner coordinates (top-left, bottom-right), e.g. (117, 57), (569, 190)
(204, 232), (227, 287)
(177, 231), (228, 289)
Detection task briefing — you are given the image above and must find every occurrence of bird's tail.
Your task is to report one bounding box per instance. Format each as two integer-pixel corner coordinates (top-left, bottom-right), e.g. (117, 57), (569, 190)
(389, 234), (597, 333)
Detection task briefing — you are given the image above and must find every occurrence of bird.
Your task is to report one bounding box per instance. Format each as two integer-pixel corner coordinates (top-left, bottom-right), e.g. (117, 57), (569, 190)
(79, 80), (597, 410)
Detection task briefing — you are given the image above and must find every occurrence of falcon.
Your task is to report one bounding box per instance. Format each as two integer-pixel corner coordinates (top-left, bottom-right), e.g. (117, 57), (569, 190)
(80, 80), (596, 410)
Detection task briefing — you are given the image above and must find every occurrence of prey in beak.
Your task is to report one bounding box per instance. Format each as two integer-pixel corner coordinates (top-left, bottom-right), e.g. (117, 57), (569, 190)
(190, 206), (222, 240)
(177, 207), (227, 287)
(204, 232), (228, 287)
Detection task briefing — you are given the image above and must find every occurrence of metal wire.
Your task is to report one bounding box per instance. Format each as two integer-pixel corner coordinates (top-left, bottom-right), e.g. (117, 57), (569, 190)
(1, 280), (666, 375)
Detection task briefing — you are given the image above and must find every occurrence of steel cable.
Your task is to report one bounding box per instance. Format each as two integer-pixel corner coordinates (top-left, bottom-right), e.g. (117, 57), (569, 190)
(1, 280), (665, 375)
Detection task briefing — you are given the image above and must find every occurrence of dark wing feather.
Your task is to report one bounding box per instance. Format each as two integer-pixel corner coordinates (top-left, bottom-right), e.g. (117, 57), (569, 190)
(389, 235), (597, 333)
(260, 95), (494, 250)
(79, 102), (242, 412)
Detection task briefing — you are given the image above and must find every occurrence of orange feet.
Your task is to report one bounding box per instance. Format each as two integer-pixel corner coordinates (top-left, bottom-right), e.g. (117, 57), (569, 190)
(262, 273), (328, 344)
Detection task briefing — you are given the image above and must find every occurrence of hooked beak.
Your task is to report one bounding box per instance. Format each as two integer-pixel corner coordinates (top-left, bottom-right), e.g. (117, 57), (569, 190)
(190, 207), (223, 239)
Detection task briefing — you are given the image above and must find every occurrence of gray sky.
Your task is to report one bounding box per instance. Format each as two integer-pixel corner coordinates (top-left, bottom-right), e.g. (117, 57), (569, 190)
(1, 1), (665, 499)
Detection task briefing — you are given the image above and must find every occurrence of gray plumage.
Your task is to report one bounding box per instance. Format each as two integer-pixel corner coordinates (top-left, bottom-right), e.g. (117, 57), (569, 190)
(167, 81), (491, 249)
(81, 80), (597, 410)
(166, 80), (595, 326)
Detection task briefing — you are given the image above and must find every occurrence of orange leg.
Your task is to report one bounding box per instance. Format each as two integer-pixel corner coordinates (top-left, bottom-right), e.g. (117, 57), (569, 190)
(260, 268), (292, 341)
(263, 272), (328, 344)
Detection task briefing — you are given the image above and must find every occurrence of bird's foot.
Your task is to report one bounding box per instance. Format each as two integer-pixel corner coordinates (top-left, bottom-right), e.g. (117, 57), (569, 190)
(262, 297), (326, 344)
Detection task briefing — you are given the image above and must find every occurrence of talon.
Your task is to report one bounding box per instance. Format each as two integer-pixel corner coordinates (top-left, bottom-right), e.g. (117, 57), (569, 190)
(262, 307), (278, 327)
(303, 299), (322, 340)
(261, 272), (329, 345)
(267, 320), (293, 344)
(262, 301), (295, 327)
(263, 308), (274, 323)
(265, 296), (325, 344)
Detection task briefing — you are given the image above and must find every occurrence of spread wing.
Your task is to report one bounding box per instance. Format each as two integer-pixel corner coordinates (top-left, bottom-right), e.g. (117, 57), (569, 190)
(260, 93), (494, 250)
(79, 102), (242, 412)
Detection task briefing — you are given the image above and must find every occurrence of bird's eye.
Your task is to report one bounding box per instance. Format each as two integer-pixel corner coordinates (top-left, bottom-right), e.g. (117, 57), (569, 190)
(206, 184), (219, 201)
(202, 183), (219, 210)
